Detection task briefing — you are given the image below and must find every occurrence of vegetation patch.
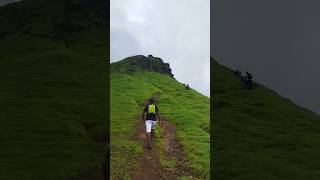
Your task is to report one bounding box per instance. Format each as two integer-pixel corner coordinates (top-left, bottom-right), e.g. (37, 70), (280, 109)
(212, 58), (320, 180)
(110, 59), (210, 179)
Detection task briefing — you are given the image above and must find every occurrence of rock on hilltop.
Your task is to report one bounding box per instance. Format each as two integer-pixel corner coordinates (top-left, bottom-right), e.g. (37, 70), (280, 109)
(111, 55), (174, 78)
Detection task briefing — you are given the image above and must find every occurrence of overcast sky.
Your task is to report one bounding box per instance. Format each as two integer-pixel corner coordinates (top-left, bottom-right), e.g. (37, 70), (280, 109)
(111, 0), (210, 97)
(212, 0), (320, 114)
(0, 0), (21, 6)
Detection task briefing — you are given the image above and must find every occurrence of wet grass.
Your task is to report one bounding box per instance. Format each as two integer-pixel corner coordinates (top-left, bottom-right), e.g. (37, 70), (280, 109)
(212, 59), (320, 180)
(110, 61), (210, 179)
(0, 0), (107, 179)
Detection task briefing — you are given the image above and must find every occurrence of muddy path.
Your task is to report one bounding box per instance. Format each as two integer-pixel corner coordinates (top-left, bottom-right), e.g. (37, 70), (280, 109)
(130, 102), (190, 179)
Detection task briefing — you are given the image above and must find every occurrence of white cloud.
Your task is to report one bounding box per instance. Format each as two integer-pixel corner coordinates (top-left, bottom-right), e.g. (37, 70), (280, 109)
(111, 0), (210, 97)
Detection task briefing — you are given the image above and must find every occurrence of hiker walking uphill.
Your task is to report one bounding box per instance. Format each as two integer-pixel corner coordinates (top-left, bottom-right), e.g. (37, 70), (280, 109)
(246, 71), (253, 90)
(234, 69), (254, 90)
(142, 98), (161, 150)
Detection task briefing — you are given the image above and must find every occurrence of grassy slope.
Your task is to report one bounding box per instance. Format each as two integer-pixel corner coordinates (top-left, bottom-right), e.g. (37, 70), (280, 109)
(212, 59), (320, 179)
(110, 60), (210, 179)
(0, 1), (107, 179)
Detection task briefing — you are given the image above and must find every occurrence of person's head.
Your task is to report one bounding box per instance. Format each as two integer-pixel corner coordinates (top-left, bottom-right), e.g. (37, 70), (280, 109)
(149, 98), (155, 104)
(246, 71), (249, 74)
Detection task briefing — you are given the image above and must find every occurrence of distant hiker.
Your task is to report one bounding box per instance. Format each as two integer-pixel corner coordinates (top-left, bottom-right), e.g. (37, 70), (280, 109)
(142, 98), (161, 150)
(185, 84), (190, 90)
(246, 71), (253, 89)
(240, 72), (246, 83)
(234, 69), (245, 83)
(234, 69), (240, 75)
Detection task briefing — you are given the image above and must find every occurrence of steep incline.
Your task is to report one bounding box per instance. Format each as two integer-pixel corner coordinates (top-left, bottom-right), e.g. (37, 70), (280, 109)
(212, 58), (320, 179)
(0, 1), (107, 179)
(110, 56), (210, 179)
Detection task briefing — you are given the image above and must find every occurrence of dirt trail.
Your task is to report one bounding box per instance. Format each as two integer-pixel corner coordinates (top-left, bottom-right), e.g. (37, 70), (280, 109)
(131, 102), (190, 179)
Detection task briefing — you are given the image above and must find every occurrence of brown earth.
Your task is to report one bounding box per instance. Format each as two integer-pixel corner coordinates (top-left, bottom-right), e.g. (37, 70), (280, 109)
(127, 94), (195, 180)
(131, 119), (176, 180)
(131, 112), (192, 179)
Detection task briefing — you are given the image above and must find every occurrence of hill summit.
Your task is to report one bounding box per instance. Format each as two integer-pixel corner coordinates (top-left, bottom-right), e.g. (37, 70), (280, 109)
(111, 55), (174, 78)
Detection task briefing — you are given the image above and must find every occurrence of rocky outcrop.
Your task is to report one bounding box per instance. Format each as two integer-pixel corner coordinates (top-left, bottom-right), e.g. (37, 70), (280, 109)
(121, 55), (175, 78)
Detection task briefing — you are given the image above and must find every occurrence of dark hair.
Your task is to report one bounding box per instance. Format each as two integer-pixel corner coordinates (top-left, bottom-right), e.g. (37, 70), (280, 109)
(149, 98), (154, 104)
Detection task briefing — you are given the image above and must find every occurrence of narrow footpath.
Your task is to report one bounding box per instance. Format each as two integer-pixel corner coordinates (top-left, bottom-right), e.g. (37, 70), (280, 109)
(131, 99), (191, 179)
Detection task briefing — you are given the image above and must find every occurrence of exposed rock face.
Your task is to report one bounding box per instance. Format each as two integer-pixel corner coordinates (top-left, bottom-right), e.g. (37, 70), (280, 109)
(124, 55), (175, 78)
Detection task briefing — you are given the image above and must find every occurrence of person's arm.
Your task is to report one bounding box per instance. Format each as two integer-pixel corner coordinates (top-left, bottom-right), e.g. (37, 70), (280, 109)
(142, 106), (147, 121)
(156, 109), (161, 125)
(142, 111), (145, 121)
(156, 106), (161, 125)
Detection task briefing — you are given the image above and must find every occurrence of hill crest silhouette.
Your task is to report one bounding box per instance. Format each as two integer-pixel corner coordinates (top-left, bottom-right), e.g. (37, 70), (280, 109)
(111, 55), (175, 78)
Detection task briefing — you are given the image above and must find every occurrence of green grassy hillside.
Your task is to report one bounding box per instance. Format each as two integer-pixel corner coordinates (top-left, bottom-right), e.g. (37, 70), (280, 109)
(0, 1), (107, 179)
(212, 58), (320, 179)
(110, 56), (210, 179)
